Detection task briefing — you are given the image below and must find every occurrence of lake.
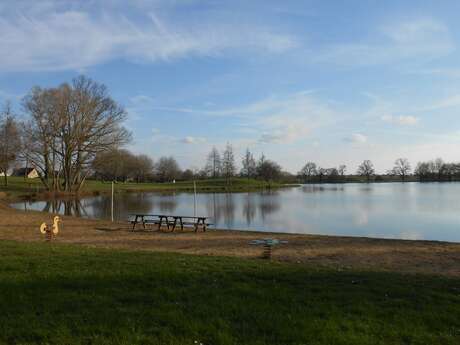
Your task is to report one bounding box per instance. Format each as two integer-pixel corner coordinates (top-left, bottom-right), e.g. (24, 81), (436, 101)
(11, 182), (460, 242)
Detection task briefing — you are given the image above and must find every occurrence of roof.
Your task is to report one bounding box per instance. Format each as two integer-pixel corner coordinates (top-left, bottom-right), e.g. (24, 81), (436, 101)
(12, 167), (37, 176)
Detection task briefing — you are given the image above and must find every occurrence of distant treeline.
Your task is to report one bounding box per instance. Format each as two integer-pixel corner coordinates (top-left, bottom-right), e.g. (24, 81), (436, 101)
(90, 144), (460, 184)
(1, 75), (458, 189)
(90, 146), (285, 183)
(298, 158), (460, 183)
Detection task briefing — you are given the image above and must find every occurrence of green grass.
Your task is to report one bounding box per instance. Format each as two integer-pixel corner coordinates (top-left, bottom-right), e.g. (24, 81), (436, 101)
(84, 177), (288, 193)
(1, 241), (459, 345)
(0, 176), (44, 198)
(0, 176), (290, 199)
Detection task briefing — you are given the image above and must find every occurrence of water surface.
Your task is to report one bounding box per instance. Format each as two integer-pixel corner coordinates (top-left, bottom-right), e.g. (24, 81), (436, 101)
(11, 182), (460, 242)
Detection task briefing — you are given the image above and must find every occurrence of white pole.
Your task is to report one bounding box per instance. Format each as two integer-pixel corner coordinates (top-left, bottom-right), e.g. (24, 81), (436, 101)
(193, 181), (197, 217)
(111, 181), (114, 222)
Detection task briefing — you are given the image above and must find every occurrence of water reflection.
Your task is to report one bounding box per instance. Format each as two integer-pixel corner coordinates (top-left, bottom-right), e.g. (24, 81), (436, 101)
(302, 185), (344, 193)
(205, 193), (236, 227)
(242, 193), (256, 226)
(258, 192), (281, 221)
(90, 193), (155, 220)
(12, 183), (460, 242)
(154, 194), (178, 213)
(41, 199), (89, 217)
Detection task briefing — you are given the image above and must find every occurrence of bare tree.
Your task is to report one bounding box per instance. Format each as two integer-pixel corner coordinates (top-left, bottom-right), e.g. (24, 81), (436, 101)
(205, 147), (221, 178)
(256, 156), (282, 181)
(132, 154), (154, 183)
(326, 167), (339, 182)
(357, 160), (375, 182)
(22, 76), (131, 193)
(298, 162), (317, 183)
(21, 87), (58, 189)
(0, 102), (21, 186)
(92, 149), (154, 183)
(92, 149), (132, 182)
(392, 158), (411, 181)
(222, 143), (236, 182)
(241, 148), (256, 179)
(155, 156), (181, 182)
(434, 157), (445, 181)
(443, 163), (458, 182)
(181, 169), (195, 181)
(338, 165), (347, 177)
(317, 167), (326, 183)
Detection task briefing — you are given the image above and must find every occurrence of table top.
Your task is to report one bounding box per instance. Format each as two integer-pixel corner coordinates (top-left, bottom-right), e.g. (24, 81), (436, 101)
(130, 214), (209, 219)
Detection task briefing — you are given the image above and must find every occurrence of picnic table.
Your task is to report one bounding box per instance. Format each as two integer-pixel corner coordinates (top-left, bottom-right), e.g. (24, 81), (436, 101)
(130, 214), (211, 232)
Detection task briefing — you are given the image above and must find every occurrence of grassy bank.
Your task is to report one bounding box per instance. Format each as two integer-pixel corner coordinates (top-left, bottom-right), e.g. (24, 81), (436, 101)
(0, 176), (291, 200)
(1, 241), (459, 345)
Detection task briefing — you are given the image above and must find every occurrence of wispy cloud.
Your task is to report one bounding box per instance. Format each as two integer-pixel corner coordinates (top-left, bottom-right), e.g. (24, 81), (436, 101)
(0, 4), (298, 72)
(381, 114), (419, 125)
(343, 133), (368, 144)
(318, 17), (454, 66)
(181, 136), (207, 144)
(149, 91), (338, 144)
(424, 94), (460, 110)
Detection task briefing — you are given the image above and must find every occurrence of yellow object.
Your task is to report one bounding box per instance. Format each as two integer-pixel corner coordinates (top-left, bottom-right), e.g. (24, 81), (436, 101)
(39, 223), (47, 234)
(52, 216), (60, 234)
(39, 216), (61, 240)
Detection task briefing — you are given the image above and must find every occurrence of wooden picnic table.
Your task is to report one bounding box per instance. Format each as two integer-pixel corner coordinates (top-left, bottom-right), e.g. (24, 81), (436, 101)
(130, 214), (211, 232)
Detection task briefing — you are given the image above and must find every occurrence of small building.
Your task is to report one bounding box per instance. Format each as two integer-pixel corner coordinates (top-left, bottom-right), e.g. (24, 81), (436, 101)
(12, 167), (39, 179)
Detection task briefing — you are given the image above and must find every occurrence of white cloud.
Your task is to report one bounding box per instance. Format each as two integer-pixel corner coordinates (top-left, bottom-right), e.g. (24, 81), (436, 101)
(381, 114), (419, 126)
(145, 91), (336, 145)
(343, 133), (367, 144)
(181, 136), (207, 144)
(227, 92), (336, 144)
(0, 5), (298, 72)
(319, 17), (454, 66)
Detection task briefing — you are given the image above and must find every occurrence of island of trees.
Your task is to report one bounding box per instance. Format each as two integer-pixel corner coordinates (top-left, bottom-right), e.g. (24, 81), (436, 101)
(1, 77), (460, 194)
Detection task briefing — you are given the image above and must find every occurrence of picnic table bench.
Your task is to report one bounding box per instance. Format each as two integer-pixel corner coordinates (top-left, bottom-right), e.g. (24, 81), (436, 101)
(130, 214), (212, 232)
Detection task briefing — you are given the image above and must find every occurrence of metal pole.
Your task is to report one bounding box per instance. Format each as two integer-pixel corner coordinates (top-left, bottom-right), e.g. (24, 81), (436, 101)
(193, 181), (197, 217)
(111, 181), (114, 222)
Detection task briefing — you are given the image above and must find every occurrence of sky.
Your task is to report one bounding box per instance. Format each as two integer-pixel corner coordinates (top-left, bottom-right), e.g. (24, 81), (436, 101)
(1, 0), (460, 174)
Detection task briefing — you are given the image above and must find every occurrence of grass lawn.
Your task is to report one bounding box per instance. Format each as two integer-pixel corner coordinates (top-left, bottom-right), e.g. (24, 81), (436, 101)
(0, 176), (289, 199)
(0, 241), (459, 345)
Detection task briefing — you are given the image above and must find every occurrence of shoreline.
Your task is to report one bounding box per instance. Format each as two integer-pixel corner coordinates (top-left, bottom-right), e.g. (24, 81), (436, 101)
(0, 183), (300, 204)
(0, 176), (298, 203)
(7, 199), (459, 246)
(1, 201), (460, 277)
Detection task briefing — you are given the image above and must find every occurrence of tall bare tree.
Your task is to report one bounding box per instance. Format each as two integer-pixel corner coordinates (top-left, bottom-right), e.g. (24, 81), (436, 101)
(357, 160), (375, 182)
(241, 148), (256, 179)
(222, 143), (236, 182)
(22, 76), (131, 193)
(205, 147), (221, 178)
(0, 102), (21, 186)
(392, 158), (411, 181)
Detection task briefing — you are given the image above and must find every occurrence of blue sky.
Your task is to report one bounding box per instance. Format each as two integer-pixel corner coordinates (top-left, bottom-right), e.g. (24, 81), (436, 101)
(1, 1), (460, 173)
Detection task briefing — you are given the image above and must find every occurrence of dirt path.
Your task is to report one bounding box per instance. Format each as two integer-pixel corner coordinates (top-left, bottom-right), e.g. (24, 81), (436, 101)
(1, 201), (459, 276)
